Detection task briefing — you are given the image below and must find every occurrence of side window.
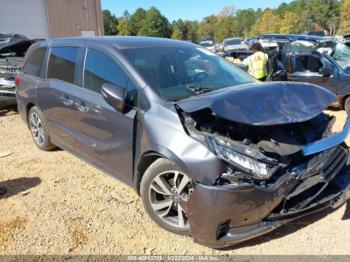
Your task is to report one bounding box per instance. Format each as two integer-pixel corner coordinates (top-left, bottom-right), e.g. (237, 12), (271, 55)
(83, 49), (127, 93)
(23, 47), (46, 77)
(47, 46), (79, 84)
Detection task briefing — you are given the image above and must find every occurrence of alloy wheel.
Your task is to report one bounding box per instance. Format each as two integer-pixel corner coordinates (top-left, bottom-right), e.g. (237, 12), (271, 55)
(29, 112), (45, 147)
(148, 171), (193, 229)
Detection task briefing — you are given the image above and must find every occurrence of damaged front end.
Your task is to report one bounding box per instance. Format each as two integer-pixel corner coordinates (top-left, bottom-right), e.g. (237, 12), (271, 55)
(0, 34), (32, 107)
(176, 82), (350, 248)
(0, 59), (22, 106)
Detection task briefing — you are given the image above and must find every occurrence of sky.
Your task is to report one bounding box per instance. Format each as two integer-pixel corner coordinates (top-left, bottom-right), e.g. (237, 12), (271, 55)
(101, 0), (292, 21)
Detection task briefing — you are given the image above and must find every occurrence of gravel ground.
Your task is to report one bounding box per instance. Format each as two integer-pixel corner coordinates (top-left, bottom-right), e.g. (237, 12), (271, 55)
(0, 106), (349, 255)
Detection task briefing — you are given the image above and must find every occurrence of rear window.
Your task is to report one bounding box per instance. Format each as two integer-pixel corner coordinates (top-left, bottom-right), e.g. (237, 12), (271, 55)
(23, 47), (46, 77)
(47, 46), (79, 84)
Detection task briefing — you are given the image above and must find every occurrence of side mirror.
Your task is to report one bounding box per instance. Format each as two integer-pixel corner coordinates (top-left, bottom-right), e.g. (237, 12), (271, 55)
(101, 83), (125, 112)
(320, 66), (333, 77)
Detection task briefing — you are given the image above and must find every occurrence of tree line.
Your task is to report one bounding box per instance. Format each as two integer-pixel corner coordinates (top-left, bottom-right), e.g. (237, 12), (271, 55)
(103, 0), (350, 43)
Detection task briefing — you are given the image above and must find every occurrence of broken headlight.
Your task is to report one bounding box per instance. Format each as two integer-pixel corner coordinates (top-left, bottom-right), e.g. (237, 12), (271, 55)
(208, 136), (276, 180)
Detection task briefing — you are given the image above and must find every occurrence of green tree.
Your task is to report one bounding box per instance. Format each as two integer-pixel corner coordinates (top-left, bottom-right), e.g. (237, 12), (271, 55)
(198, 15), (218, 40)
(185, 21), (199, 43)
(338, 0), (350, 34)
(250, 10), (281, 35)
(123, 10), (130, 21)
(305, 0), (340, 32)
(215, 16), (235, 42)
(128, 8), (146, 35)
(138, 7), (171, 38)
(235, 9), (260, 37)
(103, 10), (118, 35)
(279, 11), (301, 33)
(171, 19), (188, 40)
(117, 19), (130, 35)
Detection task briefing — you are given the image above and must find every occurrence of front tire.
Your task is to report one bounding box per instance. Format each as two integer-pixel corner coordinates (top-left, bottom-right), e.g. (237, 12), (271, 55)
(140, 158), (193, 236)
(28, 106), (56, 151)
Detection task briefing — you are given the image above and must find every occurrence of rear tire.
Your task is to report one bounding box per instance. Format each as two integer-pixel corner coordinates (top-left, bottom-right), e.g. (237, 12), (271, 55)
(28, 106), (56, 151)
(140, 158), (193, 236)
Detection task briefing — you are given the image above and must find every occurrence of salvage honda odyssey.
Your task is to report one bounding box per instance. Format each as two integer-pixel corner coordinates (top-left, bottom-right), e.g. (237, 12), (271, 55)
(16, 37), (350, 248)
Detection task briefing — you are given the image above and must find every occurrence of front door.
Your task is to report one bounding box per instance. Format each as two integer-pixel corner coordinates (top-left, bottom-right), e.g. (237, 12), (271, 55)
(73, 48), (136, 183)
(287, 53), (339, 93)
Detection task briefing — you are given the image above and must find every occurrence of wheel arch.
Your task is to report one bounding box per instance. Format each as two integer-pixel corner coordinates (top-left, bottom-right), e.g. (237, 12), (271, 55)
(135, 147), (189, 195)
(341, 94), (350, 110)
(135, 151), (164, 195)
(25, 102), (36, 127)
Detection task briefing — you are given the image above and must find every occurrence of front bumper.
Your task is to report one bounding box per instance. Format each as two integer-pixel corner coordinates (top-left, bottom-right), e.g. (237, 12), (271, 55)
(183, 146), (350, 249)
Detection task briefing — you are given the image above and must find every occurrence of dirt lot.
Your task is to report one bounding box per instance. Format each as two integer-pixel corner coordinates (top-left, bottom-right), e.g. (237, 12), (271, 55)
(0, 107), (349, 255)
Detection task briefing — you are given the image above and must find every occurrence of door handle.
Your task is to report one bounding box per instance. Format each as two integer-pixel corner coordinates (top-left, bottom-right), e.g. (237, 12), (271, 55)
(75, 102), (90, 113)
(60, 96), (74, 106)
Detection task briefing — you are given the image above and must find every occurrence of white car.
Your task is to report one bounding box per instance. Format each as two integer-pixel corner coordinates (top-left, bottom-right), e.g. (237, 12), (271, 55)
(223, 37), (248, 53)
(199, 40), (216, 53)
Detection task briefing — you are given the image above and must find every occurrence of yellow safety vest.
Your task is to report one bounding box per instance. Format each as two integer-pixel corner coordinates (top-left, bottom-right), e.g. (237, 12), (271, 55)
(247, 51), (268, 79)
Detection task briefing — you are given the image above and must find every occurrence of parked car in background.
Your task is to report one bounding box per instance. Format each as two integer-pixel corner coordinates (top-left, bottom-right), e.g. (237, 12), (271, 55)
(257, 34), (288, 52)
(270, 39), (350, 110)
(16, 37), (350, 248)
(258, 34), (326, 52)
(222, 37), (248, 53)
(199, 39), (216, 53)
(244, 37), (257, 47)
(0, 34), (33, 107)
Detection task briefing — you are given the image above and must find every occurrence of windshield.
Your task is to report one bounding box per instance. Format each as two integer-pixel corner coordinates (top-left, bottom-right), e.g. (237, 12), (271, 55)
(225, 39), (242, 45)
(122, 46), (254, 101)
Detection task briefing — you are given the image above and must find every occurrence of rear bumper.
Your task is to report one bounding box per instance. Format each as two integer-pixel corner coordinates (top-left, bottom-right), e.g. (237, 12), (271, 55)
(184, 147), (350, 249)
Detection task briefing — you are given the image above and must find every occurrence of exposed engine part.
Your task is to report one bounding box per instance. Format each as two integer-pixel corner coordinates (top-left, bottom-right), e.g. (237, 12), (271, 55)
(180, 108), (335, 183)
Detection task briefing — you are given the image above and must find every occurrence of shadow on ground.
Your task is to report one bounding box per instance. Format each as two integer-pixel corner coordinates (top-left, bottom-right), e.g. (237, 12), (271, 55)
(0, 177), (41, 199)
(0, 105), (18, 117)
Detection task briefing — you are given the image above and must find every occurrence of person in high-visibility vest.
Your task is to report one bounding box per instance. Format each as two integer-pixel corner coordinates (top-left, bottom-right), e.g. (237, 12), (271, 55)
(243, 42), (269, 81)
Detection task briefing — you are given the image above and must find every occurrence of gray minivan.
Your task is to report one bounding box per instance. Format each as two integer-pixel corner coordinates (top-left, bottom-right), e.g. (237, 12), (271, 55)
(16, 36), (350, 248)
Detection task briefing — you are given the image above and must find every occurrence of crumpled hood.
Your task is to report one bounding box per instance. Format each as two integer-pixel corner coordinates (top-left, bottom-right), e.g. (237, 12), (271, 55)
(176, 82), (335, 126)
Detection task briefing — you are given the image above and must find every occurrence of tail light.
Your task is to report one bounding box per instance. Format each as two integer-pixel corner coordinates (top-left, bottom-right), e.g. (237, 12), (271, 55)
(15, 75), (21, 88)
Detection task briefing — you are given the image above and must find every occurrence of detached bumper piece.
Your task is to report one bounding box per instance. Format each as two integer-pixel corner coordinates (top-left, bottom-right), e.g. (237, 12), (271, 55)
(185, 146), (350, 249)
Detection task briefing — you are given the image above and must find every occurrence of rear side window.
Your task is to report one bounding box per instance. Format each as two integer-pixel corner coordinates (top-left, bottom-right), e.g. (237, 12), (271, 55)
(23, 47), (46, 77)
(83, 49), (127, 93)
(47, 46), (79, 84)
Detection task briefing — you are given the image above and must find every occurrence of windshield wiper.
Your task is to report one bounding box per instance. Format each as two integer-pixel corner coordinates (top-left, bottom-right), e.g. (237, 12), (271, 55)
(186, 85), (214, 95)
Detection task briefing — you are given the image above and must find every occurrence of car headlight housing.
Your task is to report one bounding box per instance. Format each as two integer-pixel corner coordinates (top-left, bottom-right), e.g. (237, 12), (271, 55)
(208, 136), (277, 180)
